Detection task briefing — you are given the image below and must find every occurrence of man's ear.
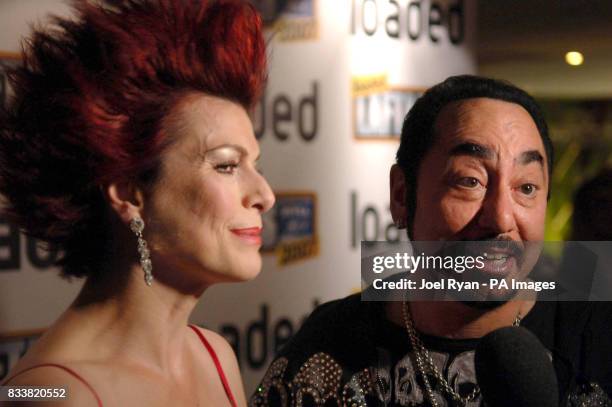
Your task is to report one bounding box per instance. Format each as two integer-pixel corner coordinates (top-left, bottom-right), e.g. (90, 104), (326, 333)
(390, 164), (408, 229)
(102, 180), (145, 225)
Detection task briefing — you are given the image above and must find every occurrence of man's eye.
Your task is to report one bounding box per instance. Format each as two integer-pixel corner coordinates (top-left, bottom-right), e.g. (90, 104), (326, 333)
(519, 183), (538, 196)
(457, 177), (481, 188)
(215, 163), (238, 174)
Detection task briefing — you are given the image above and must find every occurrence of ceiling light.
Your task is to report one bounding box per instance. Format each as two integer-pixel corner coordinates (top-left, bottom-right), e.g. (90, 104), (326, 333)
(565, 51), (584, 66)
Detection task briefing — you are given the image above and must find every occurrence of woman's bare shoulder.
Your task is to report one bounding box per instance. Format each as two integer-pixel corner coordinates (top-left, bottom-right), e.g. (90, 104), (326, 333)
(192, 327), (234, 356)
(190, 325), (247, 406)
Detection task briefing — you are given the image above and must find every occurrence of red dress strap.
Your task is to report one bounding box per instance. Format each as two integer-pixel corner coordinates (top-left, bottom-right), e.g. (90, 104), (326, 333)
(2, 362), (103, 407)
(188, 325), (238, 407)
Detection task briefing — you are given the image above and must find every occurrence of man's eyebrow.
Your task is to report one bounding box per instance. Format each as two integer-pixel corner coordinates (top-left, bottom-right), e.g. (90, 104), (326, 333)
(449, 142), (494, 160)
(517, 150), (544, 167)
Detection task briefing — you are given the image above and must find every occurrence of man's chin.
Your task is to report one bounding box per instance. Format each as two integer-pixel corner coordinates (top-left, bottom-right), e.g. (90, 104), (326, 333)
(455, 287), (518, 309)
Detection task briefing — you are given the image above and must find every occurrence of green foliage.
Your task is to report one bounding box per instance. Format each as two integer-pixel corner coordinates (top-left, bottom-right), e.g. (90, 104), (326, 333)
(540, 100), (612, 241)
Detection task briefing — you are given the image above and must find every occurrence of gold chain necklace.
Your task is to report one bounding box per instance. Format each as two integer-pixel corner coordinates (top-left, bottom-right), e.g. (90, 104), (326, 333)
(402, 302), (521, 407)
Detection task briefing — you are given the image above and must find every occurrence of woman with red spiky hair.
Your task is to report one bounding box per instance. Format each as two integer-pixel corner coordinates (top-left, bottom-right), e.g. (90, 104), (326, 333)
(0, 1), (274, 405)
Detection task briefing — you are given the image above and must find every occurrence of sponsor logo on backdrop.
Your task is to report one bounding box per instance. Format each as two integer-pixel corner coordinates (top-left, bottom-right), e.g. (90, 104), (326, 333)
(350, 191), (398, 248)
(252, 81), (319, 143)
(350, 0), (465, 45)
(214, 299), (320, 370)
(251, 0), (318, 42)
(251, 80), (319, 143)
(0, 333), (40, 381)
(352, 74), (423, 140)
(262, 192), (318, 266)
(0, 215), (59, 272)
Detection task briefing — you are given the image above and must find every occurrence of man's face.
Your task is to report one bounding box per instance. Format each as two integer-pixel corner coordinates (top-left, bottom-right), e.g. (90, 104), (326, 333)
(411, 98), (548, 242)
(393, 97), (549, 300)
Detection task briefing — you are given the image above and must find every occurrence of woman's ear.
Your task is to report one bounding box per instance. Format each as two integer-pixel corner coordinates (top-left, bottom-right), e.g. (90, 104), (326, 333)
(102, 181), (145, 225)
(390, 164), (408, 229)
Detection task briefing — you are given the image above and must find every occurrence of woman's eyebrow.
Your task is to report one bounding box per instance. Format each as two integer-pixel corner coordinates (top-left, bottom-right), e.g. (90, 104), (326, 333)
(204, 144), (248, 156)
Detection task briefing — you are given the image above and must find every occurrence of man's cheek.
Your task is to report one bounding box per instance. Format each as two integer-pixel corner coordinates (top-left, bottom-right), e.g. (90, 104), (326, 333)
(440, 199), (479, 232)
(517, 207), (546, 239)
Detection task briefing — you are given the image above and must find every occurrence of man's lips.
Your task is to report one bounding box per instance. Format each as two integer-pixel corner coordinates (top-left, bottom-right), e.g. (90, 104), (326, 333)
(461, 240), (524, 259)
(479, 254), (517, 277)
(230, 227), (263, 244)
(440, 240), (524, 278)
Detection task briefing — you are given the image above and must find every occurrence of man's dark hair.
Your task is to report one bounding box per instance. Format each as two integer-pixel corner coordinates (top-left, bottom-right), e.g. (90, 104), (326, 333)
(396, 75), (554, 237)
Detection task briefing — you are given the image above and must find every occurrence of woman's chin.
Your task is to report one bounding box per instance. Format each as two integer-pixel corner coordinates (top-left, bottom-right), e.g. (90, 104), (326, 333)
(215, 254), (263, 283)
(238, 256), (264, 281)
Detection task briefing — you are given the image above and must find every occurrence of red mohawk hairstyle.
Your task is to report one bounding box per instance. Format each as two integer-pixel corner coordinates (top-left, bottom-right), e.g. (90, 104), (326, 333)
(0, 0), (267, 278)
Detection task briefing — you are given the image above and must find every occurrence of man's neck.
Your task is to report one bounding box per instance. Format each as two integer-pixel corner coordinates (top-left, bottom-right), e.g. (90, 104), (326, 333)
(385, 299), (536, 339)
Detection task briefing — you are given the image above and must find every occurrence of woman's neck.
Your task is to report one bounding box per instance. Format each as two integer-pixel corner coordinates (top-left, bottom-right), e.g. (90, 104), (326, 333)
(62, 261), (206, 373)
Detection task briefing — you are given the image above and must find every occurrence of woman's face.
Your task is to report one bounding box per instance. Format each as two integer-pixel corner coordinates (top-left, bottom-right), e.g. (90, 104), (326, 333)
(143, 94), (275, 289)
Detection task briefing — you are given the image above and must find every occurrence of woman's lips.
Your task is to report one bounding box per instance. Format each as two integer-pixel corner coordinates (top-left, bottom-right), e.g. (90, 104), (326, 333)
(230, 227), (262, 245)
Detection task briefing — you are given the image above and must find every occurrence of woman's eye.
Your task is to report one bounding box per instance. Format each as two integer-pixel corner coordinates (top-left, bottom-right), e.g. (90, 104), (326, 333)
(457, 177), (481, 188)
(519, 183), (538, 196)
(215, 163), (238, 174)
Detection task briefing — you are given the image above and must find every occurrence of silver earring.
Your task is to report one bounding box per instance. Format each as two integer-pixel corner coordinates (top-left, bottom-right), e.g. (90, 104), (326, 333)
(130, 216), (153, 286)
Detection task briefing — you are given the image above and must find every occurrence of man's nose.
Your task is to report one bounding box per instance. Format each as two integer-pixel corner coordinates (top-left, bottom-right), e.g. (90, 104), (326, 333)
(476, 183), (517, 235)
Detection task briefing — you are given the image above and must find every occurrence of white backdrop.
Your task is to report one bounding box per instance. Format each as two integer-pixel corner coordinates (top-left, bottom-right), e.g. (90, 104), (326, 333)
(0, 0), (476, 394)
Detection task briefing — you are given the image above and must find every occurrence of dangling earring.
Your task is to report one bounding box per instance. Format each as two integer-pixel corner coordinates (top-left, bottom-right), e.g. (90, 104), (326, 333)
(130, 216), (153, 286)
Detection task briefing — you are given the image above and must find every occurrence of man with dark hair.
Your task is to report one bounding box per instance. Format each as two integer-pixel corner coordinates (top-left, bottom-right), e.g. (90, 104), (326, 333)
(396, 75), (554, 235)
(251, 75), (612, 407)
